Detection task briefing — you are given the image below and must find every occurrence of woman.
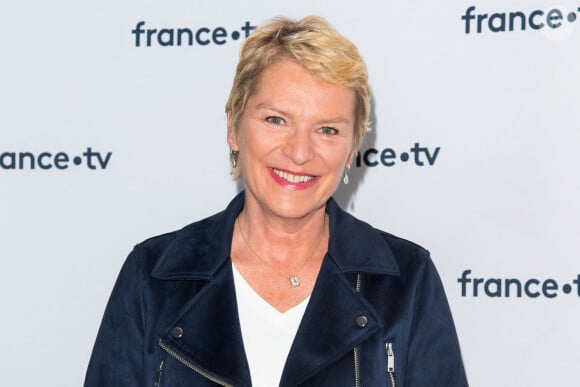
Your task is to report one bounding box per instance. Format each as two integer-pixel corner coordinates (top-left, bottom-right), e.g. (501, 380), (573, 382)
(85, 16), (468, 387)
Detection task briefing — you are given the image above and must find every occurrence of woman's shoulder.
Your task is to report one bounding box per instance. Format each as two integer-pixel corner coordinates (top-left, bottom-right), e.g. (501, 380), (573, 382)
(125, 207), (234, 280)
(134, 193), (244, 258)
(328, 198), (433, 276)
(376, 229), (430, 260)
(134, 208), (228, 255)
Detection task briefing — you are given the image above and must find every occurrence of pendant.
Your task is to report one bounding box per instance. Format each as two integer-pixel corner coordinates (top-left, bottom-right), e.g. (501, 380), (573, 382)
(289, 276), (300, 287)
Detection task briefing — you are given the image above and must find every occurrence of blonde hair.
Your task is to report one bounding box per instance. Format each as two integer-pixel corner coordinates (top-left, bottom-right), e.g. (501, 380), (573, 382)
(225, 16), (371, 176)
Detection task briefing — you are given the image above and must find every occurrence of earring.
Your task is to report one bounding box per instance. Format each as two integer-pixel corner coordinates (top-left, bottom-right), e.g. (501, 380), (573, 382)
(343, 165), (350, 185)
(230, 149), (239, 168)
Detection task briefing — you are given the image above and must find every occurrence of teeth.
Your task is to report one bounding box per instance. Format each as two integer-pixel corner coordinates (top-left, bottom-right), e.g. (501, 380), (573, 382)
(273, 169), (314, 183)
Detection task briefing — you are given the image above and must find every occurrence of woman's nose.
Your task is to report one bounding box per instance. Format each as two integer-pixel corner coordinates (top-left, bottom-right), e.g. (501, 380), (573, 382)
(282, 129), (314, 165)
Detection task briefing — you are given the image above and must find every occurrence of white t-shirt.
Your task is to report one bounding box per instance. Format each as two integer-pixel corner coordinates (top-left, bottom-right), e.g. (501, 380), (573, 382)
(232, 264), (309, 387)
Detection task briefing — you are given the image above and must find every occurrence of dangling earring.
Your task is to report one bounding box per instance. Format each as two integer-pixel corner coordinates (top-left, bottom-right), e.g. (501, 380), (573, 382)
(230, 149), (239, 168)
(343, 165), (350, 185)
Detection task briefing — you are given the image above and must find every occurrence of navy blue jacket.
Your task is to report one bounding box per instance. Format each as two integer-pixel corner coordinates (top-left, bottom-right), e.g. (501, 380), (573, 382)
(85, 192), (468, 386)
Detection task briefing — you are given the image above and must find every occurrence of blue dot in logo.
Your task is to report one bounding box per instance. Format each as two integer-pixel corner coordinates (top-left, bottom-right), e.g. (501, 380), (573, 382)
(232, 31), (240, 40)
(563, 284), (572, 294)
(73, 157), (82, 165)
(568, 12), (577, 22)
(400, 152), (409, 162)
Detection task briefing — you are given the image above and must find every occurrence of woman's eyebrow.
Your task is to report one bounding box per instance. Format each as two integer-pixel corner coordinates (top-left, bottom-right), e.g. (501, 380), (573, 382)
(255, 103), (350, 124)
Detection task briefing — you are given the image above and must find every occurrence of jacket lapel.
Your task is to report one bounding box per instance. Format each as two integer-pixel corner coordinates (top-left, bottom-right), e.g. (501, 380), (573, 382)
(280, 256), (383, 386)
(158, 262), (252, 386)
(280, 199), (400, 386)
(152, 193), (252, 386)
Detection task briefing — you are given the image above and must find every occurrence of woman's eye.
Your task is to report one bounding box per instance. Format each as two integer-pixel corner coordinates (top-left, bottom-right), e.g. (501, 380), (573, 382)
(266, 116), (285, 125)
(320, 127), (338, 135)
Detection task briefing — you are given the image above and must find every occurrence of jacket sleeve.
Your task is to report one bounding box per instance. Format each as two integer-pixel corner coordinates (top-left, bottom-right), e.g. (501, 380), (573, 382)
(84, 248), (146, 386)
(405, 255), (469, 386)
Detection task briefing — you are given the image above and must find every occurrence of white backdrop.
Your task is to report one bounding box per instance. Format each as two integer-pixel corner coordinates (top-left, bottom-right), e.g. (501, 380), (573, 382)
(1, 0), (579, 386)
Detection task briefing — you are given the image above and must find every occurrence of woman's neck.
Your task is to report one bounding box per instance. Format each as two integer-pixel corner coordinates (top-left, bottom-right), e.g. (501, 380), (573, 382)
(238, 202), (328, 265)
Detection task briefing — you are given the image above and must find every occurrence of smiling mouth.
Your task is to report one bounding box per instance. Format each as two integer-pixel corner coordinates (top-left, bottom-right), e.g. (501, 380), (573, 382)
(272, 168), (315, 183)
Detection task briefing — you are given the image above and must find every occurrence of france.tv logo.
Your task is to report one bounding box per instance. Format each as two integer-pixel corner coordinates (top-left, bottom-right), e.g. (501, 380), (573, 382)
(458, 269), (580, 299)
(131, 20), (257, 47)
(354, 143), (440, 168)
(461, 5), (580, 34)
(0, 148), (112, 171)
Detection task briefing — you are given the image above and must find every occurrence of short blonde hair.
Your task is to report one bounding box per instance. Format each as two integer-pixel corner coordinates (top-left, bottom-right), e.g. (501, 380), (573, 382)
(225, 16), (371, 176)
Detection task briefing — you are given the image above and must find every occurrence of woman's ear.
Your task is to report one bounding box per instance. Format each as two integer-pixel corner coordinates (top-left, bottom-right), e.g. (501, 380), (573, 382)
(346, 150), (355, 169)
(226, 111), (239, 150)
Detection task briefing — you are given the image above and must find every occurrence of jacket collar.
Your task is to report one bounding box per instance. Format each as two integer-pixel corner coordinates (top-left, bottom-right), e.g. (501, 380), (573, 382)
(152, 191), (400, 280)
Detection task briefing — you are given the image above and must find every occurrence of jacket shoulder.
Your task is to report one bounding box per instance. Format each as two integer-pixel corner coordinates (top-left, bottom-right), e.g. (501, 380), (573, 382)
(374, 227), (434, 278)
(379, 230), (430, 260)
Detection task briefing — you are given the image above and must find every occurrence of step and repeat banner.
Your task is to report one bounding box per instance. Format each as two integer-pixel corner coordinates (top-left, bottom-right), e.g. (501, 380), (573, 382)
(1, 1), (578, 386)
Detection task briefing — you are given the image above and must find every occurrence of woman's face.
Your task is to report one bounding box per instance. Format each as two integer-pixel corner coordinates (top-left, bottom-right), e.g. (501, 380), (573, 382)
(228, 59), (356, 220)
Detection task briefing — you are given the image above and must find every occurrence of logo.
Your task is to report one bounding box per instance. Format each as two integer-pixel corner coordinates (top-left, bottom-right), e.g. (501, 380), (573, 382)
(458, 269), (580, 299)
(0, 148), (112, 171)
(355, 143), (440, 168)
(131, 21), (257, 47)
(461, 5), (580, 36)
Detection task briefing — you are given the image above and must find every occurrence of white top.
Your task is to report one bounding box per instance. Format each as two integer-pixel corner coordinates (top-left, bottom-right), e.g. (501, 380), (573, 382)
(232, 263), (309, 387)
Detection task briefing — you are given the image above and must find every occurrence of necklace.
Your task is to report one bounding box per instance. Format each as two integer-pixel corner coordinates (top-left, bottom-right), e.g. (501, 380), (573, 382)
(236, 213), (327, 288)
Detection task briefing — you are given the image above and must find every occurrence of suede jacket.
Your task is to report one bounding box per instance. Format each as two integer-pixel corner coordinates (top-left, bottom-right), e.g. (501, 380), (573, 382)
(85, 192), (468, 386)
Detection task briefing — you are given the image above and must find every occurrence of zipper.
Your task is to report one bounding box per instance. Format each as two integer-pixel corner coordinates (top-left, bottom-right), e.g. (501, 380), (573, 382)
(386, 342), (396, 387)
(158, 339), (233, 387)
(354, 273), (363, 387)
(354, 346), (361, 387)
(154, 360), (164, 386)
